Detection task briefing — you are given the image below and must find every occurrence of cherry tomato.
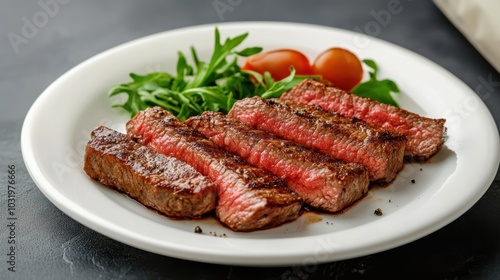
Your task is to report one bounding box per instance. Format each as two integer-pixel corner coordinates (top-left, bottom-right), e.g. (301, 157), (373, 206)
(242, 49), (313, 81)
(312, 47), (363, 90)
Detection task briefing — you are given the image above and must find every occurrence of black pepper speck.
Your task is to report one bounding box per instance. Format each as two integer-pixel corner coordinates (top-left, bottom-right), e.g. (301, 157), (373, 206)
(194, 226), (202, 234)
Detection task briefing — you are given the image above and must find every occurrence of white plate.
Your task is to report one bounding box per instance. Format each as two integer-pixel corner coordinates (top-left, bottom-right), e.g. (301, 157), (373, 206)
(21, 22), (500, 266)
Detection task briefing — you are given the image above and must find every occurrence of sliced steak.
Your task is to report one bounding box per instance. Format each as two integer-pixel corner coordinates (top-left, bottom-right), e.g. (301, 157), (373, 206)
(186, 112), (369, 212)
(229, 97), (406, 182)
(83, 126), (217, 218)
(281, 79), (446, 161)
(126, 107), (302, 232)
(228, 97), (406, 182)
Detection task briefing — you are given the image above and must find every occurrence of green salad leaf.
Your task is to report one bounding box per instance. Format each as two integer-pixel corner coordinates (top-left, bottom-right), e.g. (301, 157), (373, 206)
(109, 28), (302, 120)
(351, 59), (400, 107)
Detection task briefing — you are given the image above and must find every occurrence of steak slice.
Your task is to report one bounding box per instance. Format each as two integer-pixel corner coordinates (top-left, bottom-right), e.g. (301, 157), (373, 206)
(186, 112), (369, 212)
(281, 79), (446, 161)
(126, 107), (302, 232)
(228, 97), (406, 182)
(83, 126), (216, 218)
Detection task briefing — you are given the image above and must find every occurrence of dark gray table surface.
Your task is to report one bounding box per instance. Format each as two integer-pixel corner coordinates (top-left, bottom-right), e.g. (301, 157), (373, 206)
(1, 1), (500, 279)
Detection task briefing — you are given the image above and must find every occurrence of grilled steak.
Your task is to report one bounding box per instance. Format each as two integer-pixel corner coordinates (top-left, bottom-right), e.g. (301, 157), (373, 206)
(281, 79), (446, 161)
(126, 107), (302, 232)
(187, 112), (369, 212)
(228, 97), (406, 182)
(83, 126), (216, 218)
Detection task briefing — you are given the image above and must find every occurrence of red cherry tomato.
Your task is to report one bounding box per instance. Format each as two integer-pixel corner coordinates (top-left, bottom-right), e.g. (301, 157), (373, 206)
(242, 49), (313, 81)
(312, 47), (363, 90)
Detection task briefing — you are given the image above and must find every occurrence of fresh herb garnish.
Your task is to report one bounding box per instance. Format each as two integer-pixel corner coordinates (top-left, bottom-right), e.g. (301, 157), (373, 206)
(109, 28), (303, 120)
(351, 59), (400, 107)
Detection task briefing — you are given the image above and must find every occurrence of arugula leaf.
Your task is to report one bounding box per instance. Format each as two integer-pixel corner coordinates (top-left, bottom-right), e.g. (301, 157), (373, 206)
(235, 47), (263, 57)
(109, 72), (175, 117)
(260, 68), (296, 99)
(352, 59), (400, 107)
(185, 28), (247, 90)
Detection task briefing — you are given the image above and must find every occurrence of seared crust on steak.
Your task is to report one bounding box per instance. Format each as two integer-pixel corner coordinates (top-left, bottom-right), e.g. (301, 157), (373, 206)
(281, 79), (446, 161)
(187, 112), (369, 212)
(229, 97), (406, 182)
(126, 107), (302, 232)
(83, 126), (217, 218)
